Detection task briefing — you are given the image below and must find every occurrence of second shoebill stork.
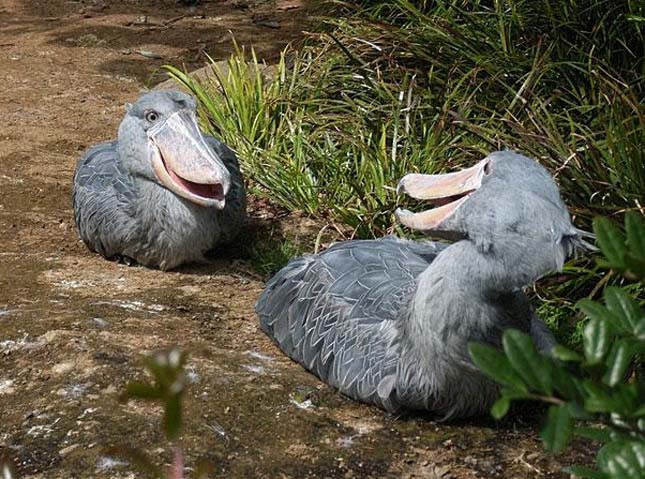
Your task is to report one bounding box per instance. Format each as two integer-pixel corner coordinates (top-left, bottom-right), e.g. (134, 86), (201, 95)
(73, 90), (245, 270)
(256, 151), (588, 419)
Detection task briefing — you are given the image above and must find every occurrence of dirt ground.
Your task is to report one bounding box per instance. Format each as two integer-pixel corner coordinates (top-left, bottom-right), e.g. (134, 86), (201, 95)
(0, 1), (596, 478)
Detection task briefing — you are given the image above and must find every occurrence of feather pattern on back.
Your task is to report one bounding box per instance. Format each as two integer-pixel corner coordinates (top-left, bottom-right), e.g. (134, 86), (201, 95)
(257, 236), (446, 411)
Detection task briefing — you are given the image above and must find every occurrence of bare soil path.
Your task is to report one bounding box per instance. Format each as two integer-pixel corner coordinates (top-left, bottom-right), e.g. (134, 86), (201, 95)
(0, 1), (593, 477)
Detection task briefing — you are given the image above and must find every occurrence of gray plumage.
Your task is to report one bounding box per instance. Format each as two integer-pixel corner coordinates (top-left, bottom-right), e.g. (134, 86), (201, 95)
(257, 151), (585, 419)
(73, 91), (245, 270)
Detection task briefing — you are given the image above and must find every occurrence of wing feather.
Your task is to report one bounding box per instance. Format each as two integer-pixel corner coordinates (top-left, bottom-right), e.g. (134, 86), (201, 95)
(256, 236), (446, 410)
(72, 141), (139, 258)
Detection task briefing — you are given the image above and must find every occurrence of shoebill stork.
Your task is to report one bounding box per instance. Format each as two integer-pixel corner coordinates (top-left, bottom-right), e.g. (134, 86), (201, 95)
(73, 91), (245, 270)
(257, 151), (588, 419)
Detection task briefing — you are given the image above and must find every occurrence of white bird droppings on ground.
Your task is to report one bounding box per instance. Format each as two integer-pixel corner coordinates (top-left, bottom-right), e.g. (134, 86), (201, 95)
(246, 350), (276, 362)
(0, 379), (15, 395)
(95, 456), (128, 472)
(242, 364), (265, 375)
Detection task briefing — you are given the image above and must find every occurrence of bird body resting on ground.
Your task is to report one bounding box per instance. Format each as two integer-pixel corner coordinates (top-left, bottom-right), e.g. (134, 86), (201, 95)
(257, 152), (587, 419)
(73, 90), (245, 270)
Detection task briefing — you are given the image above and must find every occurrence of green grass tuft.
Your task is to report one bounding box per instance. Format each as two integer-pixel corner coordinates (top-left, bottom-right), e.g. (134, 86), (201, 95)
(165, 0), (644, 345)
(248, 232), (306, 277)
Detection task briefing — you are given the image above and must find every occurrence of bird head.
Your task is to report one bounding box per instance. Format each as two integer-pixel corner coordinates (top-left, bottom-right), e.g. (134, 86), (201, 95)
(117, 90), (231, 209)
(396, 151), (591, 283)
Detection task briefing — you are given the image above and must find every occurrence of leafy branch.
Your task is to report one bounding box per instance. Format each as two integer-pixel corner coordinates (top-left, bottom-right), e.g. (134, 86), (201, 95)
(469, 212), (645, 479)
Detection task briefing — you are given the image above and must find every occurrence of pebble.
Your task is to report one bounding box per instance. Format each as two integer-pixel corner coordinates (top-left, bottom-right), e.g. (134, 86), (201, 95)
(137, 50), (163, 59)
(51, 361), (75, 375)
(0, 379), (15, 395)
(59, 443), (80, 456)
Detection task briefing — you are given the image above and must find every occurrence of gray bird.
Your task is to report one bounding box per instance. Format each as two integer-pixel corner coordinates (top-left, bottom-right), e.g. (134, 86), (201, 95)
(73, 91), (245, 270)
(256, 151), (588, 419)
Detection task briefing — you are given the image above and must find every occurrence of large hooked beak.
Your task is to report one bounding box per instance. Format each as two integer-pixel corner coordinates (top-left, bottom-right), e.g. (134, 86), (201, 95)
(149, 110), (231, 209)
(395, 159), (489, 232)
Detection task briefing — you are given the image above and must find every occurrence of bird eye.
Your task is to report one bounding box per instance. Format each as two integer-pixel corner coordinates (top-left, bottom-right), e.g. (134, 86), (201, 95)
(145, 111), (159, 123)
(483, 161), (492, 175)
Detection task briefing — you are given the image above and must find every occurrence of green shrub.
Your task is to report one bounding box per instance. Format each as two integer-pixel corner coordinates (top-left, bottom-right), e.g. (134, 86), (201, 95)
(166, 0), (644, 342)
(469, 212), (645, 479)
(248, 233), (307, 276)
(167, 1), (643, 236)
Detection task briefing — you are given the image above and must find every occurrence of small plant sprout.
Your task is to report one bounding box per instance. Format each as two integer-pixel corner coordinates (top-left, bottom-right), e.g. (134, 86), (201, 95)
(116, 348), (214, 479)
(123, 348), (188, 444)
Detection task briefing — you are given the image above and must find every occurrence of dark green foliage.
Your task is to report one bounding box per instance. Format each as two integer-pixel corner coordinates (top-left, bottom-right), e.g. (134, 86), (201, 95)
(541, 404), (574, 454)
(167, 2), (643, 237)
(596, 214), (645, 278)
(469, 213), (645, 478)
(249, 234), (306, 276)
(167, 0), (644, 346)
(468, 343), (527, 394)
(183, 1), (643, 224)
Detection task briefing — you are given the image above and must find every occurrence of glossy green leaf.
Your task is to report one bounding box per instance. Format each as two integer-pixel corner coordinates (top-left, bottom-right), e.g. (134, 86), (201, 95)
(566, 401), (592, 421)
(586, 382), (641, 417)
(502, 329), (552, 395)
(624, 253), (645, 278)
(593, 217), (626, 269)
(578, 299), (627, 334)
(567, 465), (608, 479)
(598, 441), (645, 479)
(491, 396), (511, 419)
(164, 395), (182, 442)
(468, 342), (528, 393)
(143, 348), (186, 391)
(552, 344), (582, 362)
(575, 426), (612, 443)
(635, 318), (645, 340)
(583, 317), (611, 365)
(611, 383), (642, 417)
(604, 287), (640, 331)
(633, 404), (645, 418)
(549, 362), (584, 402)
(602, 339), (634, 387)
(583, 381), (615, 413)
(624, 211), (645, 262)
(540, 404), (573, 453)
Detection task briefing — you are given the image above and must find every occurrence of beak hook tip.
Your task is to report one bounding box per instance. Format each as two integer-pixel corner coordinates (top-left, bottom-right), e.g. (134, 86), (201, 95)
(394, 208), (410, 220)
(396, 179), (407, 195)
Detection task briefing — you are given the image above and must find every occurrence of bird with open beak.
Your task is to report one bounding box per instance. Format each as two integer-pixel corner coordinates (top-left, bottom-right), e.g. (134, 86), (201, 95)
(73, 90), (245, 270)
(257, 151), (591, 418)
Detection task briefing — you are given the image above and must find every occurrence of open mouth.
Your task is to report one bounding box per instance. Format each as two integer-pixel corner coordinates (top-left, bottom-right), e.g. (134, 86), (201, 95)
(430, 190), (475, 207)
(162, 154), (225, 202)
(150, 144), (228, 209)
(148, 109), (231, 209)
(395, 159), (489, 232)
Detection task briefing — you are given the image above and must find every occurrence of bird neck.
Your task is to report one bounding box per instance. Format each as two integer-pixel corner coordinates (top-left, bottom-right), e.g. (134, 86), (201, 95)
(406, 238), (552, 353)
